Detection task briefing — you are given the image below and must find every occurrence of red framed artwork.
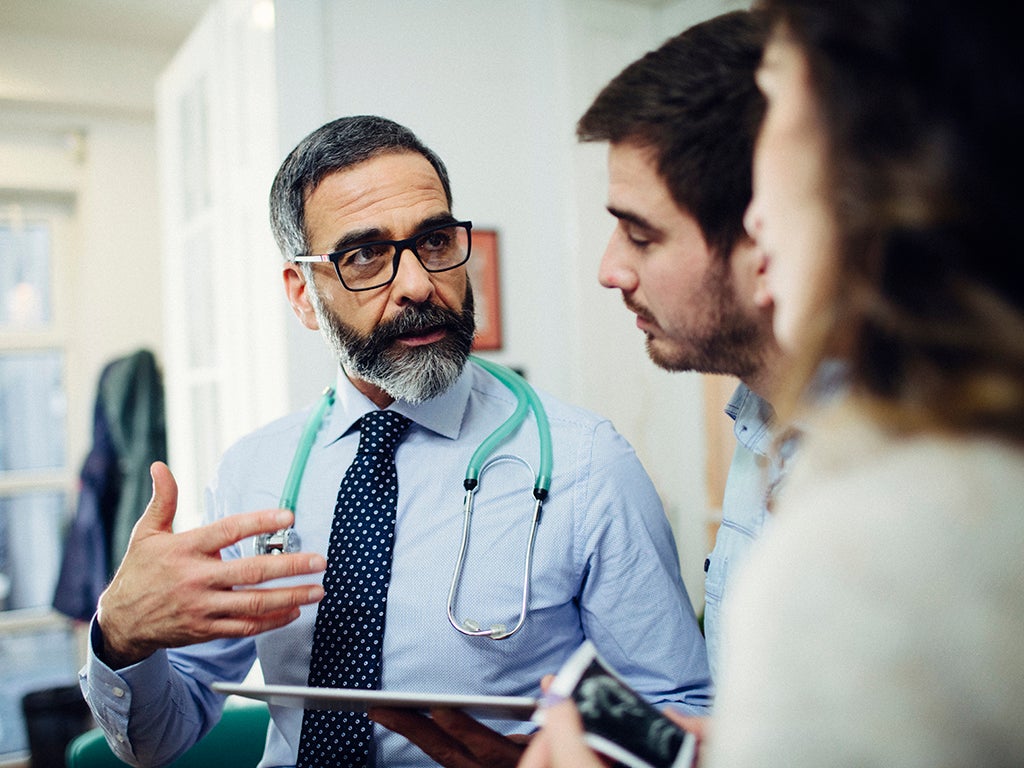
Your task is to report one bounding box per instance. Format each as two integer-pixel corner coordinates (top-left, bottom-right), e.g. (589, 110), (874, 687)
(468, 228), (503, 350)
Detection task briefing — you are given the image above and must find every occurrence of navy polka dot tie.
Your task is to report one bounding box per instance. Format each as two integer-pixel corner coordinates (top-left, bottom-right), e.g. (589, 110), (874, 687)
(296, 410), (412, 768)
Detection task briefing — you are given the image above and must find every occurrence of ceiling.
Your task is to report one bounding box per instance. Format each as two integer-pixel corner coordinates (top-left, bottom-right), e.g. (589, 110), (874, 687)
(2, 0), (214, 50)
(2, 0), (679, 51)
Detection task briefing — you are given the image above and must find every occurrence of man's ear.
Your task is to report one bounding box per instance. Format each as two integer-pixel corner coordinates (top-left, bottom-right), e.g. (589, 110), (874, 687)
(283, 263), (320, 330)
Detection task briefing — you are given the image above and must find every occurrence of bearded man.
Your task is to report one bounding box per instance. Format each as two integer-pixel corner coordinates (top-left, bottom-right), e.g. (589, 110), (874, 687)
(79, 116), (711, 768)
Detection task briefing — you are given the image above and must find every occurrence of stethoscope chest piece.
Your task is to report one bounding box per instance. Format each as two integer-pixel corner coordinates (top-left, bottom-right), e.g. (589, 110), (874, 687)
(253, 527), (302, 555)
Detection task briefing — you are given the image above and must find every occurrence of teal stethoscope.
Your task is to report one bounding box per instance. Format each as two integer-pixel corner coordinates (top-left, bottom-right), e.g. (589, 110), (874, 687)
(253, 356), (553, 641)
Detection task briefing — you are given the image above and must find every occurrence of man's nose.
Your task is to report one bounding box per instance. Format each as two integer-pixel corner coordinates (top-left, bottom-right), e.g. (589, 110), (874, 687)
(389, 248), (436, 304)
(598, 234), (637, 292)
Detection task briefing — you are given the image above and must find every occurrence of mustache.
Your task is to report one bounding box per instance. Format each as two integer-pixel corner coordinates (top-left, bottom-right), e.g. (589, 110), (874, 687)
(622, 296), (654, 324)
(371, 302), (464, 345)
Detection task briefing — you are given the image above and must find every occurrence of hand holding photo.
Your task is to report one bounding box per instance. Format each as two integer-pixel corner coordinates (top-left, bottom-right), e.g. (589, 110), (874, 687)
(534, 641), (696, 768)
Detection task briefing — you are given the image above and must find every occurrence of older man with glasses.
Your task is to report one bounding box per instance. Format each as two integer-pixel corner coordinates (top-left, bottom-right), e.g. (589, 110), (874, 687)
(78, 115), (711, 768)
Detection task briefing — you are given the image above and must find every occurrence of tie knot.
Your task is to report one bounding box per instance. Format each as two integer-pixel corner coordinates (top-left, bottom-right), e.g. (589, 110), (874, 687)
(357, 411), (412, 457)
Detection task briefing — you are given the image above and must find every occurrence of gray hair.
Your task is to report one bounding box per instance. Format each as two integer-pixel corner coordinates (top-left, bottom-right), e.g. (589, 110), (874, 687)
(269, 115), (453, 260)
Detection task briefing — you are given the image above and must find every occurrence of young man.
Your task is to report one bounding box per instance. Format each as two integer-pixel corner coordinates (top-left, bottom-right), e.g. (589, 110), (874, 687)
(577, 9), (784, 682)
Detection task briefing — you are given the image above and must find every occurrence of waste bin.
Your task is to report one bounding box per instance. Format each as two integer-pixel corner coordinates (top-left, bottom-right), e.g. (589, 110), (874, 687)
(21, 684), (94, 768)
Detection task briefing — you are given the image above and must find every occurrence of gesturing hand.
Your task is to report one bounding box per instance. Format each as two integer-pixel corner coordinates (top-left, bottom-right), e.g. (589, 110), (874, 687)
(96, 461), (326, 668)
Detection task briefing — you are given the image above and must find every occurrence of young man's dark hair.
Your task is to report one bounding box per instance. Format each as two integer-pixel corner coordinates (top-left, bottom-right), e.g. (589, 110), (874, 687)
(577, 10), (767, 258)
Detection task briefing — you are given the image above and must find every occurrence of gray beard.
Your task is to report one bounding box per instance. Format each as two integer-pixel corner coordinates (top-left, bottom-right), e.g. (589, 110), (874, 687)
(309, 281), (476, 404)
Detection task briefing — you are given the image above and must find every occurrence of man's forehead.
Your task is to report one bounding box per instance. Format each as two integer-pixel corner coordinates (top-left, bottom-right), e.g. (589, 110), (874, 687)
(606, 142), (690, 227)
(303, 152), (450, 240)
(305, 151), (443, 202)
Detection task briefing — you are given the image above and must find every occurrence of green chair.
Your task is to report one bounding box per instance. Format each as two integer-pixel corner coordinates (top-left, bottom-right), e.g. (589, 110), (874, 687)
(65, 700), (270, 768)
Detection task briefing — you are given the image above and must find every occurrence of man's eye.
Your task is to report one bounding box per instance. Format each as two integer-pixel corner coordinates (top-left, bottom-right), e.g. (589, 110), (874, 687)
(625, 226), (652, 249)
(341, 244), (389, 267)
(419, 229), (453, 252)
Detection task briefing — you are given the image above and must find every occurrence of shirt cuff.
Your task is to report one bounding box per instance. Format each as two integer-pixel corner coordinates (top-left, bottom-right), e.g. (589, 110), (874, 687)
(83, 615), (173, 715)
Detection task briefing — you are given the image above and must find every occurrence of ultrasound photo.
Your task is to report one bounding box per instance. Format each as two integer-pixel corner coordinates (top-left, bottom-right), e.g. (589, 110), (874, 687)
(534, 641), (697, 768)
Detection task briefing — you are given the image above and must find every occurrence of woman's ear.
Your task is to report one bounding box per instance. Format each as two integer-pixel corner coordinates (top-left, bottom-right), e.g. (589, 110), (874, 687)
(751, 245), (774, 311)
(730, 236), (774, 311)
(283, 263), (320, 330)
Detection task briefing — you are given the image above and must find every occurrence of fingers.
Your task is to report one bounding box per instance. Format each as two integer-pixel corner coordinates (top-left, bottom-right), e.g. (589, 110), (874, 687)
(429, 709), (525, 765)
(214, 550), (327, 589)
(190, 507), (298, 555)
(664, 710), (707, 765)
(182, 603), (307, 640)
(368, 708), (525, 768)
(135, 463), (302, 561)
(368, 708), (443, 745)
(516, 729), (551, 768)
(202, 580), (325, 623)
(368, 708), (479, 768)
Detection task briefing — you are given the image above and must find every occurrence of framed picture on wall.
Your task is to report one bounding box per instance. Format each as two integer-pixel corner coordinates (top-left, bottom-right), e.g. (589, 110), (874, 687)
(468, 228), (503, 350)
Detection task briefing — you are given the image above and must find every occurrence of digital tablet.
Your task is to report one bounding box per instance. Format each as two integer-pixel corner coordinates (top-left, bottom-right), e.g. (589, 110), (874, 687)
(212, 682), (537, 721)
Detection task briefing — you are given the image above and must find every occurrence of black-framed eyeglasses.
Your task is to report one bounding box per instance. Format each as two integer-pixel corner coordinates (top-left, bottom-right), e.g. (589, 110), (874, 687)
(293, 220), (473, 292)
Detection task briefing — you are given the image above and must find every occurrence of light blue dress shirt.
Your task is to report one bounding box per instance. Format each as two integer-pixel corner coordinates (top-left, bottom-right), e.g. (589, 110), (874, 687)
(702, 383), (780, 682)
(81, 361), (712, 767)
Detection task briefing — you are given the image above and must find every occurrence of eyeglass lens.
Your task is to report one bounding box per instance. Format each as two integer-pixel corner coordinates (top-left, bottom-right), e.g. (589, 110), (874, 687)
(336, 223), (471, 290)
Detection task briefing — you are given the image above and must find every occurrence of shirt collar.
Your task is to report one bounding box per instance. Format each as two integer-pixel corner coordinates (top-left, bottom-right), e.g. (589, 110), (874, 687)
(324, 364), (472, 443)
(725, 381), (776, 456)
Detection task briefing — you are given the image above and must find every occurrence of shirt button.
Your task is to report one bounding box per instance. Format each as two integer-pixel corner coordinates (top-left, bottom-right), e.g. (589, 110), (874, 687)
(112, 687), (125, 698)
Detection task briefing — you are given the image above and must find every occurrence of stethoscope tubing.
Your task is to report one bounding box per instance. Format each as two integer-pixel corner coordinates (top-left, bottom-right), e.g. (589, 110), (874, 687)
(467, 355), (552, 497)
(280, 386), (337, 512)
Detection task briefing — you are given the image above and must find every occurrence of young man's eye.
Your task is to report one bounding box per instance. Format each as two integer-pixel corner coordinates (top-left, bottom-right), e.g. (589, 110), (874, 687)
(626, 226), (652, 248)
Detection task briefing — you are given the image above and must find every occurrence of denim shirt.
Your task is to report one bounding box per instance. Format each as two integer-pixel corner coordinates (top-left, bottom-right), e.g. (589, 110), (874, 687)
(703, 383), (783, 682)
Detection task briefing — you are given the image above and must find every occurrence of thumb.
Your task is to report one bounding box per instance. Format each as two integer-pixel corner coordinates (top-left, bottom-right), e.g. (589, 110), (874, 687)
(135, 460), (179, 537)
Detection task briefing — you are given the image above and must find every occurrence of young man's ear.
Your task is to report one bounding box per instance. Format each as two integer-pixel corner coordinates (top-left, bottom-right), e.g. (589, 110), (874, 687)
(283, 263), (320, 330)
